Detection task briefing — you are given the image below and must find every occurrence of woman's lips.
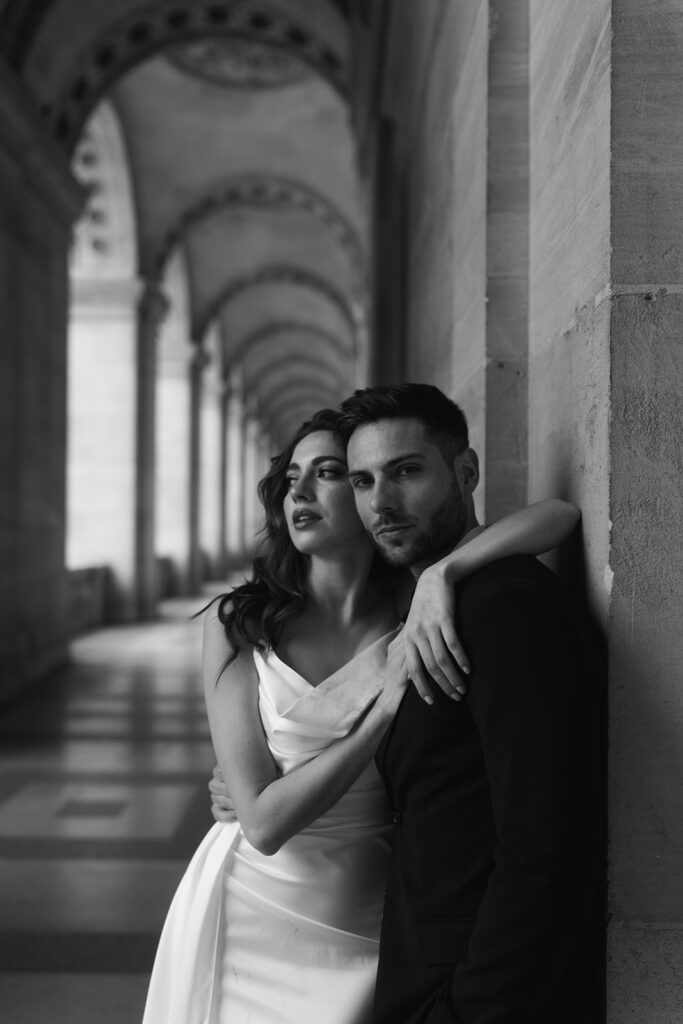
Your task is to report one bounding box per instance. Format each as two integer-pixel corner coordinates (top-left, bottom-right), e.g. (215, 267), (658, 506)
(292, 510), (322, 529)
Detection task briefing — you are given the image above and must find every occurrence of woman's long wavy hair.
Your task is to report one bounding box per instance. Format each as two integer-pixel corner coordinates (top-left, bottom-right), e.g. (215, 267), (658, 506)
(217, 408), (346, 658)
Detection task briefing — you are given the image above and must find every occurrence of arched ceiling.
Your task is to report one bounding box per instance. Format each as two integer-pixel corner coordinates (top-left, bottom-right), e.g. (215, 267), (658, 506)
(233, 322), (350, 376)
(217, 278), (355, 365)
(261, 381), (341, 437)
(0, 0), (365, 437)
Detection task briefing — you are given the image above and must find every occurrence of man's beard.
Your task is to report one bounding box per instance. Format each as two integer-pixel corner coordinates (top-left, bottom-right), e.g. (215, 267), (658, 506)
(371, 484), (468, 569)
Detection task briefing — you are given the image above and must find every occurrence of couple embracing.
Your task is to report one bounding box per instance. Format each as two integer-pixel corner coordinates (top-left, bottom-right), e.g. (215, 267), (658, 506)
(143, 383), (602, 1024)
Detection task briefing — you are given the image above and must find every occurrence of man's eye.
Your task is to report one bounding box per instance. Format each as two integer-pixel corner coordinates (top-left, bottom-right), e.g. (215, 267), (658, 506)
(397, 464), (419, 476)
(351, 477), (371, 490)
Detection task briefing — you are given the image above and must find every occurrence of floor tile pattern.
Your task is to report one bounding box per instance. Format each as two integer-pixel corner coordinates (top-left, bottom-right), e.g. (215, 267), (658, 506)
(0, 594), (223, 1023)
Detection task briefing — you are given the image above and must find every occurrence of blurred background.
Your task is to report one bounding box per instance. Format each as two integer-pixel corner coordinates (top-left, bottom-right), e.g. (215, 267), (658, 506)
(0, 1), (681, 1020)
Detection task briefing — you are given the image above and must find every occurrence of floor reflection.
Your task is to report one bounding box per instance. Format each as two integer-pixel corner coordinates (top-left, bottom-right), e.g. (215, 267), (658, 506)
(0, 593), (222, 1022)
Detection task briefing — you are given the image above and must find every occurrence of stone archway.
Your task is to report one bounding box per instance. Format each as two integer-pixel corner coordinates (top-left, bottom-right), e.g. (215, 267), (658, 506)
(5, 0), (348, 150)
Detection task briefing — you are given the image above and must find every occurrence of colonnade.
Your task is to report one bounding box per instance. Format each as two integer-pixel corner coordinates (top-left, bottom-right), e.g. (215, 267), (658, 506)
(68, 269), (271, 623)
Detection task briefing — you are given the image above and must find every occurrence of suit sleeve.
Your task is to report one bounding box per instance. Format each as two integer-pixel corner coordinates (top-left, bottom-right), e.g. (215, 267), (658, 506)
(426, 576), (602, 1023)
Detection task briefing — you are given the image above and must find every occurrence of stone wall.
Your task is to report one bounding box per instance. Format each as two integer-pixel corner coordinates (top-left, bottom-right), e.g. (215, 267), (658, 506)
(607, 2), (683, 1017)
(528, 0), (613, 620)
(486, 0), (529, 522)
(370, 0), (490, 508)
(0, 62), (82, 700)
(363, 0), (683, 1017)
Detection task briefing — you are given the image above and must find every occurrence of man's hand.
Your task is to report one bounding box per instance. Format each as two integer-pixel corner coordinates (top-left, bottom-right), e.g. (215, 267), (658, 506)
(402, 562), (470, 703)
(209, 766), (238, 824)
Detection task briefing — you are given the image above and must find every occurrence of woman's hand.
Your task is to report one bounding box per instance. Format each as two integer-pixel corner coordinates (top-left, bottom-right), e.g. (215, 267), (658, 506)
(402, 562), (469, 704)
(376, 634), (411, 717)
(209, 765), (238, 824)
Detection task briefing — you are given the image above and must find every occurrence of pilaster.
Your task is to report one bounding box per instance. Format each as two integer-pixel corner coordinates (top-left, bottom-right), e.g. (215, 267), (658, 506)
(134, 280), (168, 618)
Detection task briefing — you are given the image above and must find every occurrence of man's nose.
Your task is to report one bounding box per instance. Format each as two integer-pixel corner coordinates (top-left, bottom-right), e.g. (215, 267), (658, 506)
(369, 478), (395, 514)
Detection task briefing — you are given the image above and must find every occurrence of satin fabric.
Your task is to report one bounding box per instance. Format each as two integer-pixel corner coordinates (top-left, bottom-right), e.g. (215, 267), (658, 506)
(142, 633), (395, 1024)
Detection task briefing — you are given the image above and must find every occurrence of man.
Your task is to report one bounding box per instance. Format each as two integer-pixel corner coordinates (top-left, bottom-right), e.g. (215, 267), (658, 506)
(337, 383), (603, 1023)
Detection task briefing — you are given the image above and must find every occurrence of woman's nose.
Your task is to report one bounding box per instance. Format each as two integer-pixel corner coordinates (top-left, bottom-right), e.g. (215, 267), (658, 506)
(292, 472), (315, 501)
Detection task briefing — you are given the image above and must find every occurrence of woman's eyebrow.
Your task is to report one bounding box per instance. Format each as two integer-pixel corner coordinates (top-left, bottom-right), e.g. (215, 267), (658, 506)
(286, 455), (346, 472)
(310, 455), (347, 466)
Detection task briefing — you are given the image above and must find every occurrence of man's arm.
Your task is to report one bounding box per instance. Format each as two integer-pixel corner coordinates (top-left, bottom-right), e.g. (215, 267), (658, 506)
(428, 574), (603, 1023)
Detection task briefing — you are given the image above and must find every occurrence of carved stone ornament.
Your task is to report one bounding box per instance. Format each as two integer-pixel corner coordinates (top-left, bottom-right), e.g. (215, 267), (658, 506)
(167, 36), (310, 89)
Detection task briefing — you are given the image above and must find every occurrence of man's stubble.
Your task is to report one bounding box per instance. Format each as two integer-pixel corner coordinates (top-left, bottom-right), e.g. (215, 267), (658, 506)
(372, 479), (468, 572)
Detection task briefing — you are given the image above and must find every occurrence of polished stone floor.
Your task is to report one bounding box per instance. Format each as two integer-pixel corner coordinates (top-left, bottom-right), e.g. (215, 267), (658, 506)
(0, 593), (224, 1023)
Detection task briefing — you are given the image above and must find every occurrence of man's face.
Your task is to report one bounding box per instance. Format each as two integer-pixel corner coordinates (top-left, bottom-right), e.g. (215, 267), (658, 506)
(346, 417), (475, 571)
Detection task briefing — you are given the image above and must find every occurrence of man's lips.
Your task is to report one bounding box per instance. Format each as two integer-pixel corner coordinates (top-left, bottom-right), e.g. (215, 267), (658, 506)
(373, 522), (414, 537)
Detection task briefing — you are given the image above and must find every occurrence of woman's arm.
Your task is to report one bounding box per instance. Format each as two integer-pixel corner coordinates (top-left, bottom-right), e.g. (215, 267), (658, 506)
(402, 499), (580, 703)
(203, 608), (406, 855)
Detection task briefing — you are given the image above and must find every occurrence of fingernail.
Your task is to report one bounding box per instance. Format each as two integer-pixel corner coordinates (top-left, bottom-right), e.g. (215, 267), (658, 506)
(462, 665), (471, 675)
(456, 685), (467, 695)
(450, 692), (461, 701)
(423, 695), (434, 705)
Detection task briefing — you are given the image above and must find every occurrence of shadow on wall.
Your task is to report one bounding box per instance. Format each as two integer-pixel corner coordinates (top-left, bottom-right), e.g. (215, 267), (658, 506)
(544, 521), (609, 1022)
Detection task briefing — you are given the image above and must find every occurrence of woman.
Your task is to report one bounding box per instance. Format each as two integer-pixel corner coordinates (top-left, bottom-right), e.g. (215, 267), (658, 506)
(142, 409), (579, 1024)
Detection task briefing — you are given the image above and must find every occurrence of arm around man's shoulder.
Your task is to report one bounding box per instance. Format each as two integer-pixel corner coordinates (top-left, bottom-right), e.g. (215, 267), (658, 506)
(456, 554), (595, 699)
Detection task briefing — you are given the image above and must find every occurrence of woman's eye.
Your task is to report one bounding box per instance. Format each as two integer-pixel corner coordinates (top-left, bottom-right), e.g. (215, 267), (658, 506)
(319, 468), (340, 479)
(285, 476), (298, 488)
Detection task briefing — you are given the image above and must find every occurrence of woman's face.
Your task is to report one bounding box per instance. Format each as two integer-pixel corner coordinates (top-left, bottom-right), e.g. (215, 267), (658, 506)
(283, 430), (369, 555)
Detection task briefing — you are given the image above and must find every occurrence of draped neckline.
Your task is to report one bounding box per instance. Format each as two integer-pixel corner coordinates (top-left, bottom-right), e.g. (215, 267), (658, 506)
(262, 626), (400, 690)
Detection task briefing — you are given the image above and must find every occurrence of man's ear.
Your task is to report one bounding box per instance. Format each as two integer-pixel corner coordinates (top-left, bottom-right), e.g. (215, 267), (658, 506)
(458, 448), (479, 494)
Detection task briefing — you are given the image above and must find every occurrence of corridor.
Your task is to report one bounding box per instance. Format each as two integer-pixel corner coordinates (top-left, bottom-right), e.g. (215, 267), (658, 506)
(0, 1), (681, 1017)
(0, 596), (220, 1023)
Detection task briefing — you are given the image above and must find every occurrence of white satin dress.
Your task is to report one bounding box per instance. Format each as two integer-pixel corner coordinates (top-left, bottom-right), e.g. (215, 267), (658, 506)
(142, 633), (395, 1024)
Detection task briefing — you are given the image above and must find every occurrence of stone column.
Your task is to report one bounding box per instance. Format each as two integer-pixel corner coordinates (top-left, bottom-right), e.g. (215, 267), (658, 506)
(199, 327), (224, 579)
(68, 277), (142, 620)
(225, 382), (245, 565)
(241, 411), (263, 554)
(606, 4), (683, 1017)
(370, 114), (406, 386)
(155, 321), (193, 597)
(187, 343), (208, 594)
(217, 379), (231, 578)
(485, 0), (529, 522)
(0, 63), (83, 701)
(135, 280), (168, 618)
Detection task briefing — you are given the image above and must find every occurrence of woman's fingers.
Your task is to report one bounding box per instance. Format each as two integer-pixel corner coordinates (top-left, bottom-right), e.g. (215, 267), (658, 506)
(405, 627), (466, 701)
(405, 655), (436, 705)
(441, 621), (470, 676)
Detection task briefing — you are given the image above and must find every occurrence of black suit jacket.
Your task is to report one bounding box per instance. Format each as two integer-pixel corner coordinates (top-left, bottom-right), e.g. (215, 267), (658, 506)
(374, 556), (603, 1024)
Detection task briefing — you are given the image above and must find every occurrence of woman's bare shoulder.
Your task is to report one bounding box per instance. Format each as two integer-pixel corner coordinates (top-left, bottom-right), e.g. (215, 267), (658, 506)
(201, 595), (258, 690)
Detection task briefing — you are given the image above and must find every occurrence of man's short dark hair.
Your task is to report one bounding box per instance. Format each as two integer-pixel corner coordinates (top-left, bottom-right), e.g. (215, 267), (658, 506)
(338, 383), (469, 465)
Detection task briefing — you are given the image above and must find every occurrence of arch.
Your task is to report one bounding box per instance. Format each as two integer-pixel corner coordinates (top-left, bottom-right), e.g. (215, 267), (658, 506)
(201, 265), (360, 352)
(34, 1), (347, 151)
(229, 319), (352, 368)
(240, 351), (346, 399)
(70, 99), (137, 277)
(258, 382), (340, 433)
(152, 174), (365, 286)
(251, 368), (342, 407)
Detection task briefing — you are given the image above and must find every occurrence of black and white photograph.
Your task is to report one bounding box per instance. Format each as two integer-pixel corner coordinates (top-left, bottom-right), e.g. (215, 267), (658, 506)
(0, 1), (681, 1022)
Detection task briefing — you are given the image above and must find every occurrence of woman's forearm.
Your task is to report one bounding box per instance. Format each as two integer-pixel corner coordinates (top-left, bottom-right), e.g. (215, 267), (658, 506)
(240, 699), (395, 855)
(439, 499), (580, 585)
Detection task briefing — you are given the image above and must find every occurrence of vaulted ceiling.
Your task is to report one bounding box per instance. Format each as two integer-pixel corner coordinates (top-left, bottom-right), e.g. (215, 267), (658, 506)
(0, 0), (367, 441)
